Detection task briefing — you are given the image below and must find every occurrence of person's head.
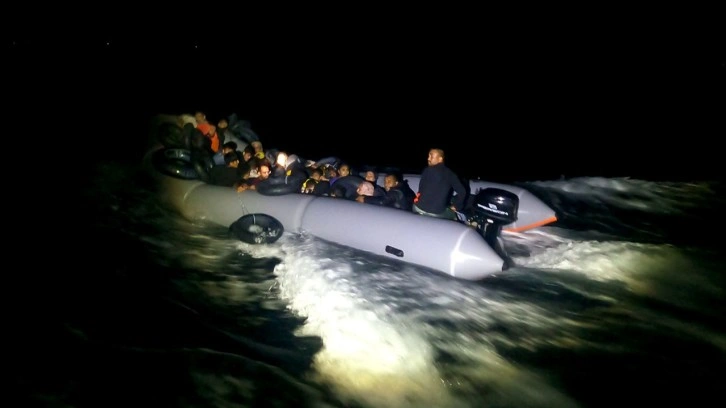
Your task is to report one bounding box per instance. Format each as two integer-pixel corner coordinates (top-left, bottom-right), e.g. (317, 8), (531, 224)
(222, 141), (238, 155)
(364, 170), (377, 183)
(302, 177), (318, 194)
(356, 181), (374, 197)
(338, 164), (350, 177)
(194, 111), (206, 124)
(311, 168), (323, 180)
(251, 141), (263, 153)
(384, 174), (399, 191)
(224, 152), (239, 167)
(217, 118), (228, 129)
(242, 145), (254, 162)
(427, 148), (445, 166)
(258, 163), (272, 179)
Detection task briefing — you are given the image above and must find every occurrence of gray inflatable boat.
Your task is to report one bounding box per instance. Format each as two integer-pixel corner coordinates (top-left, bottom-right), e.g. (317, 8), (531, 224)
(144, 145), (557, 280)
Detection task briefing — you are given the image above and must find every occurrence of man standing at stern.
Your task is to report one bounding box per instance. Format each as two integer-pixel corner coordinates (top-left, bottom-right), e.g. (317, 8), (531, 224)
(413, 148), (467, 220)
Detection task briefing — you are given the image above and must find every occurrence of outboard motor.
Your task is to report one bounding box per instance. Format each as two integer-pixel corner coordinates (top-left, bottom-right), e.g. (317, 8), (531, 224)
(467, 188), (519, 268)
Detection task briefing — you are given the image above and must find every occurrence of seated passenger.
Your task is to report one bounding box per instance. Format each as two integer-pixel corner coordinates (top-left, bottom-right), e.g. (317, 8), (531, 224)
(251, 141), (265, 159)
(364, 170), (386, 197)
(194, 111), (220, 153)
(213, 141), (244, 166)
(355, 181), (384, 203)
(301, 168), (331, 196)
(209, 152), (245, 187)
(369, 173), (416, 211)
(236, 162), (272, 192)
(330, 172), (365, 200)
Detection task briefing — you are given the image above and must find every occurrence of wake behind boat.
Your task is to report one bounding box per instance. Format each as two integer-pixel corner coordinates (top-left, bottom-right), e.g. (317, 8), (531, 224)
(144, 115), (558, 280)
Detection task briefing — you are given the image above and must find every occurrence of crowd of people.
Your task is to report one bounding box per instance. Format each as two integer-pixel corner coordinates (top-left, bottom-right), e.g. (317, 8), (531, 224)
(169, 111), (470, 221)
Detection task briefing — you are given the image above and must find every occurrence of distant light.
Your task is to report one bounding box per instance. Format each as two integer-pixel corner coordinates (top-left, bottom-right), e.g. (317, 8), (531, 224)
(106, 41), (111, 46)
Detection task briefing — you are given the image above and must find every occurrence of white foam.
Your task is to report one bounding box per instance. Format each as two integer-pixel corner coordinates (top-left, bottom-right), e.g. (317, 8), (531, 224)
(261, 234), (579, 407)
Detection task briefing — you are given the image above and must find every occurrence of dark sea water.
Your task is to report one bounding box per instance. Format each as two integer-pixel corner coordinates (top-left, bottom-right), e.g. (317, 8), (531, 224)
(14, 154), (725, 408)
(8, 23), (725, 408)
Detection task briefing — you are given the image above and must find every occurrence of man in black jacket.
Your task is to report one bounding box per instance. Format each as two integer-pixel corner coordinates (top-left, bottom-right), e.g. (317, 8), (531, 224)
(413, 148), (467, 220)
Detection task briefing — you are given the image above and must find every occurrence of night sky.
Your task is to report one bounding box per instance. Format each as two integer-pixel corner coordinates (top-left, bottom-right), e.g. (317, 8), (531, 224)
(8, 21), (725, 182)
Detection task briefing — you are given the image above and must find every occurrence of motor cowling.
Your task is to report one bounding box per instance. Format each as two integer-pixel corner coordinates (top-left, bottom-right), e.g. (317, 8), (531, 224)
(472, 188), (519, 225)
(467, 188), (519, 269)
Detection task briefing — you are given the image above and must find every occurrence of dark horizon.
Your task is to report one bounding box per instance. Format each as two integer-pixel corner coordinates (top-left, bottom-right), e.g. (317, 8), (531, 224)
(8, 29), (725, 182)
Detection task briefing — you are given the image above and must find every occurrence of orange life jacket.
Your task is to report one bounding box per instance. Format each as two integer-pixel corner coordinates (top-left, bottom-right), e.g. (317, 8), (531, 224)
(197, 123), (220, 152)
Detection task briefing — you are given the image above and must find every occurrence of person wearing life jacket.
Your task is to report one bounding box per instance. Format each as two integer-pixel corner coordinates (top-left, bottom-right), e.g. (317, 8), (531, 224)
(251, 141), (265, 159)
(194, 111), (220, 153)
